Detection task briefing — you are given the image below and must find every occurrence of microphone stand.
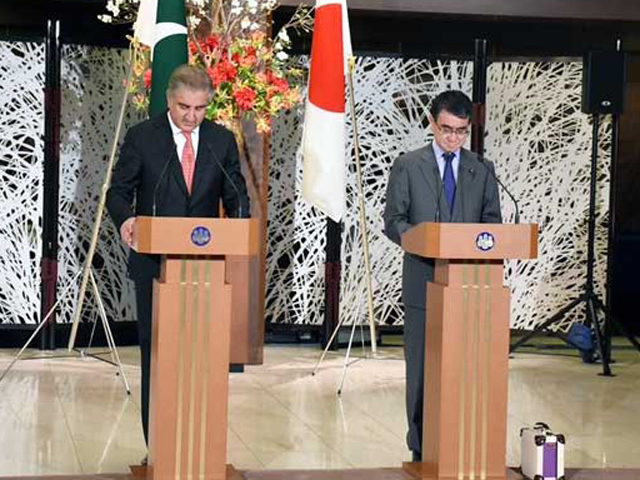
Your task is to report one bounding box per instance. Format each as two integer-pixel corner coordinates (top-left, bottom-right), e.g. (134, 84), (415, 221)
(207, 143), (245, 218)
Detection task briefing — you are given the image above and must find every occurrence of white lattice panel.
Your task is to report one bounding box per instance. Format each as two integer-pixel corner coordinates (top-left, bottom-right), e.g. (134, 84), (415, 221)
(267, 57), (473, 325)
(0, 41), (45, 325)
(267, 57), (610, 331)
(58, 45), (143, 325)
(486, 61), (610, 331)
(0, 45), (611, 335)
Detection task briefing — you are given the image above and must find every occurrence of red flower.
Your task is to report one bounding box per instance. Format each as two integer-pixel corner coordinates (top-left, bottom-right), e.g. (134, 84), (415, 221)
(239, 46), (257, 67)
(206, 67), (216, 85)
(188, 41), (198, 55)
(233, 86), (257, 111)
(269, 73), (289, 93)
(143, 69), (152, 89)
(203, 35), (220, 53)
(211, 60), (237, 87)
(239, 53), (257, 68)
(230, 46), (258, 69)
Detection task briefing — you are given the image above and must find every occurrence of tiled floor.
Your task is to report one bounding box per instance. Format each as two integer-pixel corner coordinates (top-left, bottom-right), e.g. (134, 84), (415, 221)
(0, 344), (638, 476)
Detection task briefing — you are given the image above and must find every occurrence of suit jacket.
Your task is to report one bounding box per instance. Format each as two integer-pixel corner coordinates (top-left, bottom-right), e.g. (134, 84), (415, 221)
(106, 112), (250, 281)
(383, 143), (502, 309)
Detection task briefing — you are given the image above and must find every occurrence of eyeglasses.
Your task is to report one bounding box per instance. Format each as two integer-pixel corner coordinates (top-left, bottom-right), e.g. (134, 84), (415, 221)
(436, 124), (470, 137)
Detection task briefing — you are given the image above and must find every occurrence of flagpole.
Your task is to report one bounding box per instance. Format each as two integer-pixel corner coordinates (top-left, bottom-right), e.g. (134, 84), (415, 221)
(322, 218), (341, 351)
(346, 56), (377, 355)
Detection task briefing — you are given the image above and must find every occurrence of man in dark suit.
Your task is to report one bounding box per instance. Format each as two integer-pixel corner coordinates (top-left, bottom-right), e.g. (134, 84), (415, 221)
(106, 64), (250, 447)
(383, 90), (502, 461)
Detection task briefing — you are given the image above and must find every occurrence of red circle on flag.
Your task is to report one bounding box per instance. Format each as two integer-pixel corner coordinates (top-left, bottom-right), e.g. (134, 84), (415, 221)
(308, 4), (346, 113)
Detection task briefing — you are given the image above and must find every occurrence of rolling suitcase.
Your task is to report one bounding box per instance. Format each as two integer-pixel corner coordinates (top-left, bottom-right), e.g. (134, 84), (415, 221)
(520, 422), (565, 480)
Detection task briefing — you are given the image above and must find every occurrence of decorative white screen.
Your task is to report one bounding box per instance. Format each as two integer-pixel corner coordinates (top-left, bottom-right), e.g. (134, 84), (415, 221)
(0, 41), (45, 325)
(267, 57), (473, 326)
(486, 61), (609, 331)
(57, 45), (144, 325)
(266, 57), (610, 331)
(0, 47), (610, 334)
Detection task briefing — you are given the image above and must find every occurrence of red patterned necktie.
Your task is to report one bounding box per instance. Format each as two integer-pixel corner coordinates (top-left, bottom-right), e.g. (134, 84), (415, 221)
(181, 130), (195, 194)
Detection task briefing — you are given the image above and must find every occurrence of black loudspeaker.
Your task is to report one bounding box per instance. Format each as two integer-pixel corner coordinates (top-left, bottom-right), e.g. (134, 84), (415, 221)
(582, 51), (626, 115)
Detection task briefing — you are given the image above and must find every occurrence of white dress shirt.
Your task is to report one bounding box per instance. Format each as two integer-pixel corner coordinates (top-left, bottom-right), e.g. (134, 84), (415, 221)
(167, 111), (200, 162)
(432, 142), (460, 182)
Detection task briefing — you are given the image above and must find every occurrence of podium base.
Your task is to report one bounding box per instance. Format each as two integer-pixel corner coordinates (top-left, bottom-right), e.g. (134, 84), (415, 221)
(130, 464), (147, 477)
(129, 464), (241, 480)
(402, 462), (510, 480)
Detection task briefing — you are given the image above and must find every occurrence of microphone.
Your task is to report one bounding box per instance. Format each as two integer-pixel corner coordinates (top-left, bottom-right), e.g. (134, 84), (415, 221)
(152, 146), (177, 216)
(206, 143), (245, 218)
(476, 156), (520, 224)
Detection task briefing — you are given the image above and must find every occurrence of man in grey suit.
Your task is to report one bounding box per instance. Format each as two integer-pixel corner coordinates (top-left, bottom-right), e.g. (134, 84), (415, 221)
(383, 90), (502, 461)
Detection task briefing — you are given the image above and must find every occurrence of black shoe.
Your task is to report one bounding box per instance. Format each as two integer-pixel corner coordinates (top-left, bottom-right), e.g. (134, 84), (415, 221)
(141, 455), (148, 466)
(411, 451), (422, 462)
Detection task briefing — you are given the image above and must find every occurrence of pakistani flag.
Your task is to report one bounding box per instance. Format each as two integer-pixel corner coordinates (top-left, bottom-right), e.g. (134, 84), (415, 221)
(134, 0), (188, 116)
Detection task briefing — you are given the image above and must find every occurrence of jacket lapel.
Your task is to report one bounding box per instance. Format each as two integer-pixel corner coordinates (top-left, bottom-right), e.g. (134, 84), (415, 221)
(190, 122), (213, 199)
(417, 144), (451, 222)
(452, 150), (477, 222)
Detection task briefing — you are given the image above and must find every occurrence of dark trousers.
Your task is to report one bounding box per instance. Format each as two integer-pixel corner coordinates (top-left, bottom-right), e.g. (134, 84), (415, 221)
(404, 305), (426, 455)
(134, 276), (154, 446)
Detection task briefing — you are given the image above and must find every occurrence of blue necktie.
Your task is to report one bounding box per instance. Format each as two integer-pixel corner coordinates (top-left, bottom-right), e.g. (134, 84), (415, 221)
(442, 152), (456, 214)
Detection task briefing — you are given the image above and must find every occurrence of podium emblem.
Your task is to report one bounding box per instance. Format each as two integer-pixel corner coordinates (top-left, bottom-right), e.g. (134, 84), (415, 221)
(191, 226), (212, 246)
(476, 231), (495, 251)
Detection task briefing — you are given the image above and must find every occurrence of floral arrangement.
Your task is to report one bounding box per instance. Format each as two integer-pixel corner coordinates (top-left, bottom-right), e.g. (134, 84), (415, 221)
(101, 0), (312, 133)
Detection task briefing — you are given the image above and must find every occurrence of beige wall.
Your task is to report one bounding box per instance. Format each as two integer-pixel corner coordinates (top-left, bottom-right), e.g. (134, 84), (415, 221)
(279, 0), (640, 22)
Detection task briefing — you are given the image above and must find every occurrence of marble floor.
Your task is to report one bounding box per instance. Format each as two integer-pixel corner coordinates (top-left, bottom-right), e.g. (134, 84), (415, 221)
(0, 343), (638, 476)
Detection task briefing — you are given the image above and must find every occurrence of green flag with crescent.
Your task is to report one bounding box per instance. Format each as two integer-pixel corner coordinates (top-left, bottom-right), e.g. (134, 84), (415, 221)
(134, 0), (188, 116)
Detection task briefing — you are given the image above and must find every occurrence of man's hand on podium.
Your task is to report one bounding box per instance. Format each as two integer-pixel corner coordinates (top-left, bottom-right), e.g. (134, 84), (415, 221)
(120, 217), (136, 248)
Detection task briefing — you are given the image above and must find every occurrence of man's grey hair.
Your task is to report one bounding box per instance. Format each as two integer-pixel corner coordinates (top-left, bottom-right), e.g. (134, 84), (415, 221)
(166, 64), (214, 102)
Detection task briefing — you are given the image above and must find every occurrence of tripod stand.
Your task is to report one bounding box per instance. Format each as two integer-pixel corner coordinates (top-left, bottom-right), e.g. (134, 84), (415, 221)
(0, 268), (131, 394)
(510, 114), (622, 376)
(311, 57), (379, 395)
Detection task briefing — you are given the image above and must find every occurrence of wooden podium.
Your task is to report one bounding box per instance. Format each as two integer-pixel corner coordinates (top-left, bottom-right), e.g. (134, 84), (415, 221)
(134, 216), (259, 480)
(401, 223), (538, 480)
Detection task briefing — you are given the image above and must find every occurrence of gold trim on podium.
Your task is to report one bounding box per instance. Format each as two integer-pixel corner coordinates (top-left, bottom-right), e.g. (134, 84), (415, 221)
(200, 262), (213, 480)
